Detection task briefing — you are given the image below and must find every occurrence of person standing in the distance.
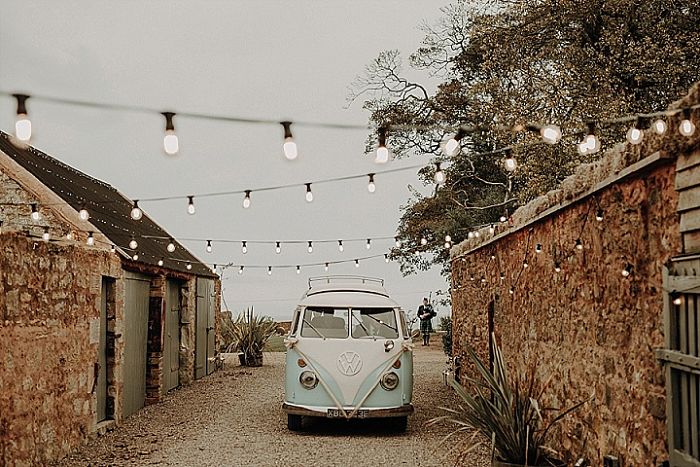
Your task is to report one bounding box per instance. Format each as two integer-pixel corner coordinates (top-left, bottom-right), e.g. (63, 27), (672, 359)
(417, 297), (436, 346)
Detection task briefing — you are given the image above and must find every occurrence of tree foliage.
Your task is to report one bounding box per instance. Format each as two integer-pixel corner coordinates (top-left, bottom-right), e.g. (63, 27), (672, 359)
(350, 0), (700, 275)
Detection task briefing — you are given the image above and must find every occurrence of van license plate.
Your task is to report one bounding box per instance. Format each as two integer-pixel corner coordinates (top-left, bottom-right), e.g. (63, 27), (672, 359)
(327, 409), (368, 419)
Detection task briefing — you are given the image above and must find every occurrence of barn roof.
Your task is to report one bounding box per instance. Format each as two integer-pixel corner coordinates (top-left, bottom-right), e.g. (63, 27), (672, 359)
(0, 131), (215, 278)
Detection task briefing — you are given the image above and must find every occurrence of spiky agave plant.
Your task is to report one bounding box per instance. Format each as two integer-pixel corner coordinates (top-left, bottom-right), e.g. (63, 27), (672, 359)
(232, 307), (277, 367)
(432, 336), (588, 466)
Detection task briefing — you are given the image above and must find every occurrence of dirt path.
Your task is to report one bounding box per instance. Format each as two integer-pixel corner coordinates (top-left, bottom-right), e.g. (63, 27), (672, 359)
(58, 343), (488, 466)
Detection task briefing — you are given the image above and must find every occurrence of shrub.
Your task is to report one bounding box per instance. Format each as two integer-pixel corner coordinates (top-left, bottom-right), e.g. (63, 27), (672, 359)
(440, 316), (452, 356)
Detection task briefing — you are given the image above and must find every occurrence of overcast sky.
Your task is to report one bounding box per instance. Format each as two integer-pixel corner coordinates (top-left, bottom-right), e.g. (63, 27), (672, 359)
(0, 1), (451, 321)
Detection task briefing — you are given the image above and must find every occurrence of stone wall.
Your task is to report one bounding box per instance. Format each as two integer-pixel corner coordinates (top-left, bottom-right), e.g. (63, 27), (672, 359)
(450, 86), (700, 465)
(0, 233), (120, 466)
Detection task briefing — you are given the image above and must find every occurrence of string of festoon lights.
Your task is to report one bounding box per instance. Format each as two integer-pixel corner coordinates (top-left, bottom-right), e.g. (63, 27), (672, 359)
(451, 196), (644, 297)
(4, 91), (699, 167)
(6, 216), (396, 276)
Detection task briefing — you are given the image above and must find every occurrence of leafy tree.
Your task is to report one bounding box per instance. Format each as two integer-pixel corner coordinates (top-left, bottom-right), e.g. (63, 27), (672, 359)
(350, 0), (700, 275)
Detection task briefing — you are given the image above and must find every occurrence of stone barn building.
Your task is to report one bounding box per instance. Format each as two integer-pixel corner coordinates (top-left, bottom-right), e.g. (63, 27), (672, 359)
(0, 131), (221, 466)
(450, 85), (700, 465)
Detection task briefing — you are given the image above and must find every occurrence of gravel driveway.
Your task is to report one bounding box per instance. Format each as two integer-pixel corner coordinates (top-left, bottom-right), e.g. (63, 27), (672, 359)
(58, 343), (489, 466)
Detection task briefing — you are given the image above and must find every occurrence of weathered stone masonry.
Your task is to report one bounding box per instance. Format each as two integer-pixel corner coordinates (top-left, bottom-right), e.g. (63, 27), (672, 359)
(451, 85), (700, 465)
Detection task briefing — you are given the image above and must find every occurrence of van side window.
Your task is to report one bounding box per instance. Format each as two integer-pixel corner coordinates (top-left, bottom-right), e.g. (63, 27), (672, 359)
(290, 307), (302, 336)
(399, 310), (408, 338)
(351, 308), (399, 339)
(300, 307), (349, 339)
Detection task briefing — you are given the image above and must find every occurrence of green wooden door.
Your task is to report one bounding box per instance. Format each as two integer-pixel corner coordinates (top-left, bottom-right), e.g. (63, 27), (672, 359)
(196, 278), (215, 379)
(123, 272), (150, 418)
(96, 277), (109, 421)
(164, 279), (181, 393)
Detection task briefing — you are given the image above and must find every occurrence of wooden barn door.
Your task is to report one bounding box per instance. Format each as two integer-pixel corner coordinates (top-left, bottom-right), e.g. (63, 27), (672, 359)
(123, 272), (151, 418)
(163, 279), (181, 393)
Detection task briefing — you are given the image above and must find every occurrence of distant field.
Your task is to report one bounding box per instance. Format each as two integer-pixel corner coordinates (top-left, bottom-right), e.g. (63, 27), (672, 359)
(264, 335), (287, 352)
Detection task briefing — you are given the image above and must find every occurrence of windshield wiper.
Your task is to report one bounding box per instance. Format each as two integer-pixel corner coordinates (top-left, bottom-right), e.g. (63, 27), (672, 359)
(303, 319), (326, 339)
(364, 314), (397, 332)
(351, 312), (371, 337)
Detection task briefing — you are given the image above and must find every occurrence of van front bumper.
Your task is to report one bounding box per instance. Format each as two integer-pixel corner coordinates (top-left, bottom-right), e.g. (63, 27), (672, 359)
(282, 402), (414, 419)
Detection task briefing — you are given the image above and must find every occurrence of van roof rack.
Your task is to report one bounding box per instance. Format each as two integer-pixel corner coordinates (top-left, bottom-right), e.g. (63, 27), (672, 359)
(308, 275), (384, 289)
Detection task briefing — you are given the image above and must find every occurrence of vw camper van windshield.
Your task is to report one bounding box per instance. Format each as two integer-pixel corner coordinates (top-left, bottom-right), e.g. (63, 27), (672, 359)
(351, 308), (399, 339)
(300, 307), (349, 339)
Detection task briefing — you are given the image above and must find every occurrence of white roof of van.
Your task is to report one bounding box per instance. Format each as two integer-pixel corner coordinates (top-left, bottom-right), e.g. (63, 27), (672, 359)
(299, 276), (400, 308)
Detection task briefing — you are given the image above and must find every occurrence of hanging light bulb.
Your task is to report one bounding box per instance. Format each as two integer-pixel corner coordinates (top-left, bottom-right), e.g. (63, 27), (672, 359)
(186, 262), (192, 270)
(420, 236), (428, 246)
(375, 127), (389, 164)
(87, 231), (95, 246)
(499, 215), (507, 223)
(509, 287), (514, 295)
(540, 124), (562, 144)
(187, 196), (196, 215)
(206, 240), (212, 253)
(130, 201), (143, 220)
(672, 293), (682, 306)
(579, 122), (600, 155)
(499, 272), (505, 281)
(268, 266), (272, 275)
(384, 254), (390, 263)
(503, 150), (517, 172)
(296, 265), (301, 274)
(480, 276), (486, 284)
(535, 243), (542, 254)
(489, 224), (495, 235)
(444, 241), (451, 249)
(324, 262), (329, 272)
(622, 263), (633, 277)
(129, 236), (138, 250)
(158, 258), (164, 267)
(110, 244), (116, 253)
(162, 112), (179, 155)
(167, 238), (176, 253)
(523, 260), (529, 268)
(554, 261), (561, 273)
(367, 174), (376, 193)
(468, 231), (474, 239)
(66, 231), (73, 240)
(305, 183), (314, 202)
(626, 117), (644, 145)
(78, 206), (89, 221)
(680, 109), (696, 136)
(42, 227), (50, 242)
(133, 252), (139, 261)
(434, 163), (445, 184)
(444, 127), (467, 156)
(445, 234), (452, 243)
(653, 118), (667, 135)
(275, 241), (281, 254)
(12, 94), (31, 142)
(281, 121), (298, 160)
(238, 266), (244, 275)
(30, 203), (40, 221)
(575, 238), (583, 250)
(355, 259), (360, 268)
(596, 208), (604, 222)
(307, 241), (313, 253)
(366, 239), (371, 250)
(241, 241), (248, 254)
(490, 254), (496, 260)
(243, 191), (251, 209)
(212, 264), (217, 274)
(338, 240), (344, 252)
(474, 231), (480, 238)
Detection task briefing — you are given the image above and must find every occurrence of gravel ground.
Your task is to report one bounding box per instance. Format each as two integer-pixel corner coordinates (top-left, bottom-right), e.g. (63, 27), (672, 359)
(57, 342), (490, 467)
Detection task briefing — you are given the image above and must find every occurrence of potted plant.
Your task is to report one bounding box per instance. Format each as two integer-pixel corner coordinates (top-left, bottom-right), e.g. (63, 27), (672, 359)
(230, 307), (277, 367)
(434, 335), (588, 466)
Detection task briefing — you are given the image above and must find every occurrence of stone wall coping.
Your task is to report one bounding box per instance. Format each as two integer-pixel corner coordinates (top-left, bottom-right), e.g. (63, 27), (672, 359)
(451, 150), (674, 260)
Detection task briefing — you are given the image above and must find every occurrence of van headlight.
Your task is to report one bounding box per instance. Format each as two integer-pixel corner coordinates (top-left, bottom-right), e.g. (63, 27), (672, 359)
(380, 372), (399, 391)
(299, 371), (318, 389)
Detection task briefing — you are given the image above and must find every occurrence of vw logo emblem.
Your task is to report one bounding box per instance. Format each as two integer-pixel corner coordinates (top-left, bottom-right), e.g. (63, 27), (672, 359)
(337, 351), (363, 376)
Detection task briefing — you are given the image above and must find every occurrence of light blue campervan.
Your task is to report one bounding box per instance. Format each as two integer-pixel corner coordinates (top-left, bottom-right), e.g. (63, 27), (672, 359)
(282, 276), (414, 431)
